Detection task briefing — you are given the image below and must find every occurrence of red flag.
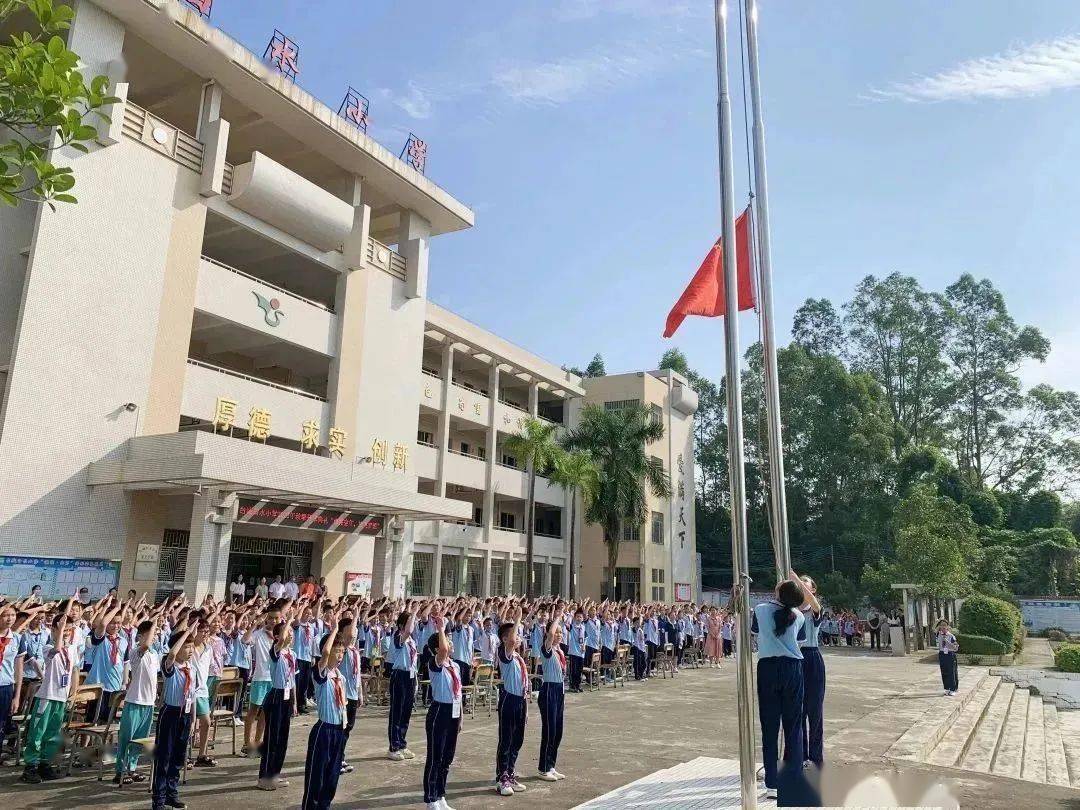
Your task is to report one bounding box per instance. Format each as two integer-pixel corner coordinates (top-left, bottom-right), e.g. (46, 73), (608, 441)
(663, 208), (755, 338)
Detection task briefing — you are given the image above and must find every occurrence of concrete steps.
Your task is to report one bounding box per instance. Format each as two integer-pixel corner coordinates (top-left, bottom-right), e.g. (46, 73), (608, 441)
(888, 666), (1080, 789)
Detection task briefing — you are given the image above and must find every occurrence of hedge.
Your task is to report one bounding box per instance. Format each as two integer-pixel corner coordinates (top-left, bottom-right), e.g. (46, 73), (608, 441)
(956, 633), (1007, 656)
(1055, 644), (1080, 673)
(959, 594), (1022, 653)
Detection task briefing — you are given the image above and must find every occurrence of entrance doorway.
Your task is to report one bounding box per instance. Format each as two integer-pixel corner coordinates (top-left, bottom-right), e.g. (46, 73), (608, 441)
(228, 535), (314, 599)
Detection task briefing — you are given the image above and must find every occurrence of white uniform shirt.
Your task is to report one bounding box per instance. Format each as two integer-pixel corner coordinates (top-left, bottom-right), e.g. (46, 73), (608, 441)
(125, 643), (164, 706)
(268, 582), (285, 600)
(251, 629), (274, 682)
(37, 641), (79, 702)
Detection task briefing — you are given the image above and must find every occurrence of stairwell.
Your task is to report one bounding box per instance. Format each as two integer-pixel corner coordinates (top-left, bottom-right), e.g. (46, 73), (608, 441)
(887, 668), (1080, 788)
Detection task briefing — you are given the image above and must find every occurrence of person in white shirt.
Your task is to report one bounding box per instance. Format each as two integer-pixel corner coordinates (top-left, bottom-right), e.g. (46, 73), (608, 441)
(114, 617), (164, 785)
(268, 577), (285, 601)
(284, 577), (300, 601)
(230, 575), (247, 604)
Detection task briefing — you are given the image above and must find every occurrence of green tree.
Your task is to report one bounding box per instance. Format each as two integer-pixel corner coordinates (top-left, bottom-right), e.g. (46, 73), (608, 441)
(659, 348), (690, 376)
(893, 485), (979, 598)
(792, 297), (844, 357)
(504, 418), (560, 598)
(564, 403), (671, 598)
(844, 273), (955, 460)
(816, 571), (860, 610)
(1016, 528), (1078, 596)
(1, 0), (116, 206)
(549, 449), (599, 600)
(860, 559), (902, 611)
(987, 384), (1080, 493)
(944, 274), (1050, 487)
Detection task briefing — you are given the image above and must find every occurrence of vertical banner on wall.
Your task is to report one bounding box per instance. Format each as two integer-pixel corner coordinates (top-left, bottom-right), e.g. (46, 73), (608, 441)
(344, 571), (372, 598)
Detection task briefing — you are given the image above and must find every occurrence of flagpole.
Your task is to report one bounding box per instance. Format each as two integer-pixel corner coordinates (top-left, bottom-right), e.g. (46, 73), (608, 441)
(714, 1), (757, 806)
(744, 0), (791, 579)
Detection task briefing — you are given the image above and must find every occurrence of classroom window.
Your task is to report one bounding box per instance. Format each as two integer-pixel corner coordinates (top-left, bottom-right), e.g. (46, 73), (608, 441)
(651, 568), (665, 584)
(651, 511), (665, 544)
(490, 559), (507, 596)
(604, 398), (641, 412)
(652, 586), (666, 602)
(549, 564), (563, 597)
(440, 554), (460, 596)
(532, 562), (546, 594)
(499, 512), (517, 530)
(410, 552), (433, 597)
(417, 430), (435, 447)
(650, 403), (663, 427)
(465, 557), (483, 596)
(511, 561), (527, 594)
(621, 521), (641, 543)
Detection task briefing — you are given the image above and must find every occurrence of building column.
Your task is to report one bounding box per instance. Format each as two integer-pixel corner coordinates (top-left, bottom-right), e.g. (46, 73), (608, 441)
(482, 549), (492, 597)
(435, 343), (455, 497)
(528, 381), (539, 418)
(398, 211), (431, 301)
(483, 363), (500, 544)
(197, 82), (229, 197)
(183, 488), (233, 601)
(432, 547), (444, 597)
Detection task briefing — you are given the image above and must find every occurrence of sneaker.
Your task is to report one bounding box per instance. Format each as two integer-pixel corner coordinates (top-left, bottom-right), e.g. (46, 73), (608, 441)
(340, 762), (354, 774)
(440, 800), (456, 810)
(537, 770), (559, 782)
(256, 779), (277, 791)
(496, 778), (515, 796)
(401, 748), (417, 759)
(275, 777), (290, 787)
(425, 804), (441, 810)
(550, 769), (566, 780)
(232, 717), (244, 727)
(765, 787), (777, 799)
(38, 763), (61, 781)
(509, 775), (526, 792)
(20, 766), (42, 784)
(164, 799), (188, 809)
(388, 749), (406, 761)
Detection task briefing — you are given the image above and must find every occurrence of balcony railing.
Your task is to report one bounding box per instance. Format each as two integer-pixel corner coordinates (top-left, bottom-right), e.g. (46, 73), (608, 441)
(448, 447), (486, 461)
(498, 397), (528, 412)
(535, 530), (563, 540)
(186, 358), (327, 402)
(454, 379), (489, 397)
(421, 367), (441, 379)
(201, 255), (335, 313)
(417, 439), (437, 448)
(496, 460), (520, 471)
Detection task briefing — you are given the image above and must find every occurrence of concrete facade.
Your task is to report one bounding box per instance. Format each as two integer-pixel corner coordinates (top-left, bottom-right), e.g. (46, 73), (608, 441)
(0, 0), (697, 603)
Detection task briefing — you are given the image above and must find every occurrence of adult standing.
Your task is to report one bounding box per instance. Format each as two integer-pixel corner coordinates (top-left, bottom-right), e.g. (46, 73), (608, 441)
(255, 578), (269, 601)
(229, 574), (247, 604)
(268, 576), (285, 601)
(867, 609), (882, 651)
(284, 576), (300, 601)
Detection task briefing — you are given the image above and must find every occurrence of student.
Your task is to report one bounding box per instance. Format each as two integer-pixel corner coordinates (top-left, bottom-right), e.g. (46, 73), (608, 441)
(190, 612), (222, 767)
(749, 576), (807, 801)
(293, 605), (319, 714)
(494, 615), (529, 796)
(21, 605), (77, 784)
(721, 613), (734, 658)
(476, 616), (499, 665)
(537, 609), (567, 782)
(0, 604), (24, 750)
(114, 617), (163, 785)
(301, 603), (347, 810)
(337, 617), (365, 775)
(85, 597), (127, 724)
(584, 607), (601, 676)
(795, 571), (825, 769)
(258, 616), (297, 790)
(226, 612), (253, 722)
(630, 615), (648, 681)
(449, 607), (475, 706)
(388, 610), (418, 761)
(567, 609), (586, 692)
(936, 619), (959, 696)
(153, 620), (198, 810)
(243, 604), (280, 756)
(423, 613), (462, 810)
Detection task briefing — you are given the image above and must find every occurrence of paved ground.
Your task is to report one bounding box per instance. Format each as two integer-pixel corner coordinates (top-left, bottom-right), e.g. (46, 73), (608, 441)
(4, 648), (1079, 809)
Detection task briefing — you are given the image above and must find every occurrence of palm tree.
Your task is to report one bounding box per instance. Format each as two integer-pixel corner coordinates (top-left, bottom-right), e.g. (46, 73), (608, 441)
(564, 403), (671, 600)
(550, 449), (600, 599)
(504, 417), (560, 597)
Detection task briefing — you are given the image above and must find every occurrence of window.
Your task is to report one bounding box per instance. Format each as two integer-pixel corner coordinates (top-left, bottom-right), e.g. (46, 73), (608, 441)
(501, 453), (518, 468)
(651, 585), (666, 602)
(532, 562), (546, 594)
(410, 552), (433, 597)
(604, 398), (641, 412)
(490, 558), (507, 595)
(650, 455), (664, 474)
(650, 403), (663, 426)
(621, 521), (641, 542)
(499, 512), (517, 530)
(651, 511), (665, 545)
(614, 567), (640, 602)
(477, 445), (486, 461)
(651, 568), (665, 584)
(549, 564), (563, 597)
(511, 560), (527, 594)
(465, 557), (483, 596)
(417, 430), (434, 447)
(473, 506), (484, 525)
(440, 554), (460, 596)
(460, 441), (470, 455)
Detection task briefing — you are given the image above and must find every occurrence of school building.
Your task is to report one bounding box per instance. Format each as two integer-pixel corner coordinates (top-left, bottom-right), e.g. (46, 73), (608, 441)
(0, 0), (698, 603)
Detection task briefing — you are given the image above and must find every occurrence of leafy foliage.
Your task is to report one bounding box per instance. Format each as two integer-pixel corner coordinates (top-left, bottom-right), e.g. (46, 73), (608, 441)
(0, 0), (116, 207)
(955, 633), (1007, 656)
(958, 594), (1021, 652)
(504, 418), (560, 598)
(1054, 643), (1080, 673)
(893, 485), (979, 598)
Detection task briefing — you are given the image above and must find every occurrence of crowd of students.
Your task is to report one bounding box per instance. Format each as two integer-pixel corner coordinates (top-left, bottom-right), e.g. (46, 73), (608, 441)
(0, 588), (744, 810)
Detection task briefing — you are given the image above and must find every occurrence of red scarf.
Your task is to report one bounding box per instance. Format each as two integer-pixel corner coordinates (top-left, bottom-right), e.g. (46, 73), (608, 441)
(179, 664), (193, 710)
(515, 653), (529, 695)
(407, 638), (417, 669)
(107, 635), (120, 666)
(282, 649), (296, 678)
(446, 661), (462, 701)
(350, 647), (360, 680)
(554, 646), (566, 673)
(331, 672), (345, 709)
(0, 633), (11, 663)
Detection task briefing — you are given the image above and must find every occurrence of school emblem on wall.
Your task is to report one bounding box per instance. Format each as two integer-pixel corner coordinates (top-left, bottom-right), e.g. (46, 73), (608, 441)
(252, 291), (285, 327)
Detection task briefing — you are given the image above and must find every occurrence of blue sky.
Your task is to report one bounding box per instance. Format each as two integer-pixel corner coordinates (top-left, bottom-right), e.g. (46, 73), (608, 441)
(206, 0), (1080, 392)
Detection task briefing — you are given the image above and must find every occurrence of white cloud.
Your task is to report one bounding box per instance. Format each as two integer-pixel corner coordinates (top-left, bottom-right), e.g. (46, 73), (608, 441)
(492, 46), (672, 106)
(554, 0), (695, 22)
(877, 34), (1080, 102)
(379, 81), (435, 119)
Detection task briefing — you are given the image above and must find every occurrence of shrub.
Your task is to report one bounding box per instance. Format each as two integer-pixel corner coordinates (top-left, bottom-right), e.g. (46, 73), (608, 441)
(959, 594), (1022, 652)
(956, 633), (1007, 656)
(1046, 628), (1069, 642)
(1054, 644), (1080, 673)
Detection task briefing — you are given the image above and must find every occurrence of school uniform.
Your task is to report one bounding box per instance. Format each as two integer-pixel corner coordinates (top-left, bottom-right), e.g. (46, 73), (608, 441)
(644, 617), (659, 673)
(799, 608), (826, 767)
(584, 618), (601, 672)
(248, 629), (275, 709)
(338, 644), (362, 759)
(416, 620), (435, 702)
(228, 631), (253, 717)
(450, 622), (474, 695)
(600, 620), (617, 671)
(937, 631), (959, 693)
(495, 645), (529, 784)
(18, 626), (50, 684)
(380, 631), (393, 678)
(259, 645), (297, 782)
(567, 621), (586, 690)
(475, 627), (499, 665)
(423, 656), (463, 806)
(301, 665), (348, 810)
(0, 629), (23, 737)
(294, 622), (318, 712)
(153, 658), (198, 808)
(721, 619), (734, 657)
(537, 642), (566, 774)
(362, 622), (381, 673)
(22, 639), (77, 773)
(751, 601), (806, 791)
(116, 639), (164, 777)
(192, 643), (214, 721)
(388, 631), (418, 753)
(631, 626), (648, 680)
(86, 631), (128, 723)
(529, 622), (546, 672)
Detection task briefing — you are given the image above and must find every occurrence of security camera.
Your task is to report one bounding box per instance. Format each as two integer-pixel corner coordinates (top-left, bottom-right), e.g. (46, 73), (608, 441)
(123, 402), (138, 412)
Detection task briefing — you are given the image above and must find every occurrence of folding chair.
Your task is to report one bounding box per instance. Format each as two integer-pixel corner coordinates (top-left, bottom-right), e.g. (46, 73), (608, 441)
(64, 682), (103, 775)
(598, 652), (620, 688)
(468, 663), (496, 717)
(582, 652), (601, 691)
(209, 677), (241, 756)
(615, 645), (631, 685)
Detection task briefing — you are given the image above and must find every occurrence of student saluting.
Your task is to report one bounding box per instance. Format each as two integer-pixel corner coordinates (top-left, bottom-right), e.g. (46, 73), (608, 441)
(537, 607), (567, 783)
(422, 611), (463, 810)
(493, 603), (529, 796)
(300, 601), (348, 810)
(794, 570), (825, 769)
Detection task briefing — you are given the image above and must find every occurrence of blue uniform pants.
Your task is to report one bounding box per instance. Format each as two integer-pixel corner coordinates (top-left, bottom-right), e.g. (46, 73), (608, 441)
(801, 647), (825, 766)
(938, 651), (959, 692)
(0, 684), (13, 735)
(632, 647), (648, 680)
(569, 654), (584, 689)
(423, 702), (460, 803)
(496, 689), (526, 780)
(388, 671), (415, 751)
(301, 721), (346, 810)
(260, 688), (292, 780)
(757, 656), (804, 790)
(537, 682), (564, 773)
(295, 660), (313, 711)
(152, 705), (192, 806)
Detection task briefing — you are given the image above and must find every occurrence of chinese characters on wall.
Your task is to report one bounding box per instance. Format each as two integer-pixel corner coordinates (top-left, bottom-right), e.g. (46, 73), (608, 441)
(212, 396), (348, 458)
